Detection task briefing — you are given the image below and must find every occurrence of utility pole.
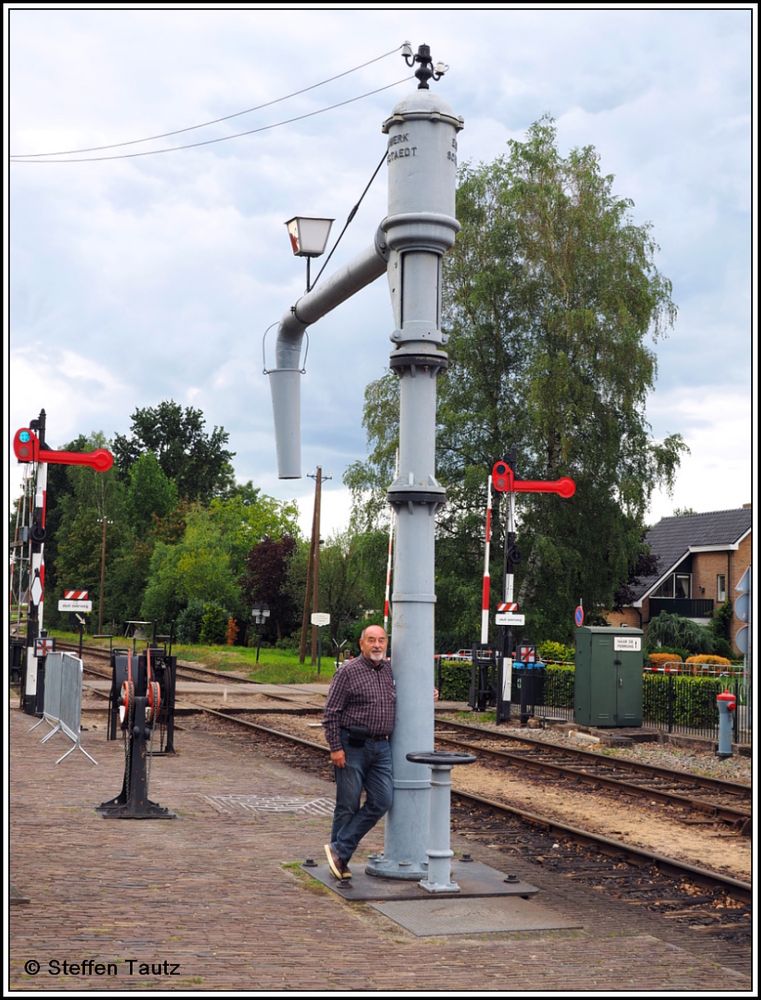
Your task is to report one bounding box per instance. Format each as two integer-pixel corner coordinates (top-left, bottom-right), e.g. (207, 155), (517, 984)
(298, 466), (330, 663)
(98, 516), (107, 633)
(298, 493), (316, 664)
(310, 468), (323, 665)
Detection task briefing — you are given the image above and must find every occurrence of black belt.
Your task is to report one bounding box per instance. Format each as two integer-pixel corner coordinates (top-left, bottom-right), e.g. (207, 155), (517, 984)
(370, 735), (389, 741)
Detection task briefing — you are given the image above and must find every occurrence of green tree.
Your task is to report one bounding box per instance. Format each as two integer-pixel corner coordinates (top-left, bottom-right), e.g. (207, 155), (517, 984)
(318, 531), (366, 642)
(51, 435), (131, 631)
(347, 118), (686, 642)
(140, 491), (299, 630)
(112, 400), (236, 503)
(207, 488), (300, 575)
(140, 540), (185, 626)
(126, 452), (178, 534)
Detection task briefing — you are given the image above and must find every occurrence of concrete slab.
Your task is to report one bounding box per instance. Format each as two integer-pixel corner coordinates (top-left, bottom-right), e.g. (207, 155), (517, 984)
(370, 895), (584, 937)
(302, 859), (539, 901)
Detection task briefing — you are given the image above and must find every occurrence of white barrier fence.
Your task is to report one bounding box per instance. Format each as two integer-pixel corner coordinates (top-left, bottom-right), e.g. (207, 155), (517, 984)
(29, 652), (97, 765)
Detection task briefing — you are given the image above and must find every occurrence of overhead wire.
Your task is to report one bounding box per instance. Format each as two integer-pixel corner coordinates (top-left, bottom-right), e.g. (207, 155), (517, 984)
(11, 44), (406, 161)
(10, 77), (412, 164)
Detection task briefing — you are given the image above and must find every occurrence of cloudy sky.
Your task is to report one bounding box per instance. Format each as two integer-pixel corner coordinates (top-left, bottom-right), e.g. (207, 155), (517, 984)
(6, 5), (755, 537)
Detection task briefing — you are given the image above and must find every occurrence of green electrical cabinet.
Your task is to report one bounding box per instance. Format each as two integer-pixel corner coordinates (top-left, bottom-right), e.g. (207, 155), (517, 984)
(574, 626), (643, 727)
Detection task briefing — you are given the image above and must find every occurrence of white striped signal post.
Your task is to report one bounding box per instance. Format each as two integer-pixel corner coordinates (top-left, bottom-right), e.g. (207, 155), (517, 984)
(480, 475), (493, 644)
(14, 413), (113, 715)
(491, 457), (576, 724)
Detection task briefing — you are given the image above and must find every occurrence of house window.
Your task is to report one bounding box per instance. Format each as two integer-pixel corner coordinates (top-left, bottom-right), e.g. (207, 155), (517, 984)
(675, 574), (691, 599)
(652, 577), (674, 599)
(717, 574), (726, 602)
(652, 573), (692, 600)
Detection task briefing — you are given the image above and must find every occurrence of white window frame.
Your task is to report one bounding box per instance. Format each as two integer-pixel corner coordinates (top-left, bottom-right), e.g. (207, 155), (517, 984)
(675, 573), (692, 599)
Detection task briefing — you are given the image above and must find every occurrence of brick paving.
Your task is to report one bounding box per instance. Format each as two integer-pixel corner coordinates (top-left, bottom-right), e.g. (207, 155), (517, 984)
(9, 706), (752, 993)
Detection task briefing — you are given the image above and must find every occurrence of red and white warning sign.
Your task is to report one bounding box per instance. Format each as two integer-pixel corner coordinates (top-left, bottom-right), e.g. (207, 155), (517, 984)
(59, 588), (92, 612)
(497, 602), (519, 612)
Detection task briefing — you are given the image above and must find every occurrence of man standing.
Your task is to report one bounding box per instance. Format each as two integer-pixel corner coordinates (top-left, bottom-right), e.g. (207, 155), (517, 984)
(323, 624), (394, 880)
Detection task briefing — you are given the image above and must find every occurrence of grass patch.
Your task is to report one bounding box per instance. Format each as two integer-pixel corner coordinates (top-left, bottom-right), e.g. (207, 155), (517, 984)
(49, 629), (337, 684)
(452, 710), (496, 724)
(282, 861), (332, 895)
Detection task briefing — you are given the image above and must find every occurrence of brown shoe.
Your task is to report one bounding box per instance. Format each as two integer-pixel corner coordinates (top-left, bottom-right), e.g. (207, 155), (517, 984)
(324, 843), (344, 880)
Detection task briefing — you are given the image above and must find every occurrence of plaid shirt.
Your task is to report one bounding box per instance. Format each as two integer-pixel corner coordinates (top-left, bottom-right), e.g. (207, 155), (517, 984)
(323, 655), (396, 751)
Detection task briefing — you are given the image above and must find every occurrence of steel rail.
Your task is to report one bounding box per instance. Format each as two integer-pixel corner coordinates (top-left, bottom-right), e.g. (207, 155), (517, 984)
(437, 718), (751, 794)
(434, 730), (751, 831)
(194, 706), (752, 904)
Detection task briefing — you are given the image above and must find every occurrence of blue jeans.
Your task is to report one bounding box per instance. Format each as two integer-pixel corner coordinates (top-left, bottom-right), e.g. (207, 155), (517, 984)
(330, 729), (393, 864)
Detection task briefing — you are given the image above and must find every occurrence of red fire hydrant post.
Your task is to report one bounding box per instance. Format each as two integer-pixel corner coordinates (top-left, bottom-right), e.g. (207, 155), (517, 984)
(716, 688), (736, 759)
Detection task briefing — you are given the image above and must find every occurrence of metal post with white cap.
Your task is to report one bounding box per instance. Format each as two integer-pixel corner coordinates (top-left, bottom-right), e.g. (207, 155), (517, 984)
(367, 65), (462, 880)
(267, 44), (463, 880)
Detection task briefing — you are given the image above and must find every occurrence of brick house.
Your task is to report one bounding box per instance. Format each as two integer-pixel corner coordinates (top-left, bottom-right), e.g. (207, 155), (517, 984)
(606, 505), (752, 652)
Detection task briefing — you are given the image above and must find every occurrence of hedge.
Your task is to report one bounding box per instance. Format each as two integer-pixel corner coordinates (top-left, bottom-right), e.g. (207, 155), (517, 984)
(643, 674), (730, 728)
(544, 663), (575, 708)
(439, 661), (733, 727)
(438, 662), (472, 701)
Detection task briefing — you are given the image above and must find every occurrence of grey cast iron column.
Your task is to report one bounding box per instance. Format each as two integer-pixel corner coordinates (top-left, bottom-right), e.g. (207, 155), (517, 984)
(366, 88), (463, 879)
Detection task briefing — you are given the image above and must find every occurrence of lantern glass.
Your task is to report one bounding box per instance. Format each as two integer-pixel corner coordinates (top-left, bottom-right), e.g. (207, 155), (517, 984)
(285, 217), (333, 257)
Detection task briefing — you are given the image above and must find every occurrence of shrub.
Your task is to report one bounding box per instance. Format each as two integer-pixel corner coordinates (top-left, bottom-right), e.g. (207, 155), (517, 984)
(175, 599), (204, 643)
(544, 663), (575, 707)
(437, 663), (472, 701)
(711, 638), (735, 661)
(199, 601), (229, 645)
(710, 599), (734, 643)
(538, 640), (574, 663)
(648, 645), (689, 661)
(225, 617), (239, 646)
(646, 612), (714, 654)
(685, 654), (732, 665)
(647, 651), (682, 668)
(643, 674), (728, 727)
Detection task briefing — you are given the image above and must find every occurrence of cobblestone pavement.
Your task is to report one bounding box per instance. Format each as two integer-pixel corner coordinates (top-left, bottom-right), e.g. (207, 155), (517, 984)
(9, 707), (752, 993)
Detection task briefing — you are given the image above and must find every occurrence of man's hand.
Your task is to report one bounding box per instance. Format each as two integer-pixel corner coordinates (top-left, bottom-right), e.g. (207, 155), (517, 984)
(330, 749), (346, 768)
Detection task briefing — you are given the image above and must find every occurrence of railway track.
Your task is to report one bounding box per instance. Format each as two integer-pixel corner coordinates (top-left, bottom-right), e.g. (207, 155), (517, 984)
(68, 640), (751, 832)
(433, 719), (752, 834)
(58, 641), (258, 686)
(183, 707), (752, 950)
(62, 641), (324, 706)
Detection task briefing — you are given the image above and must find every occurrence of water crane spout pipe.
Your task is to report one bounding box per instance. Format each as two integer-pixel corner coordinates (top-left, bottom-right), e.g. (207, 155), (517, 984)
(267, 229), (389, 479)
